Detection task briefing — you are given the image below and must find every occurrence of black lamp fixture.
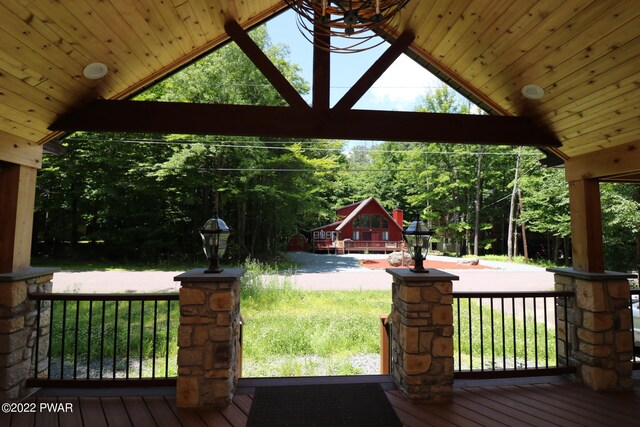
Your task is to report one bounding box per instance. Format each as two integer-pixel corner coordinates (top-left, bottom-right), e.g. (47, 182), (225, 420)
(199, 212), (231, 273)
(284, 0), (411, 53)
(402, 215), (434, 273)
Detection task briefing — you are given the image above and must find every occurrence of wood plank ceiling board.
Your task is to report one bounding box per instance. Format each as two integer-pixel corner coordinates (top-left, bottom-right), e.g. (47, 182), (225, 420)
(0, 0), (637, 168)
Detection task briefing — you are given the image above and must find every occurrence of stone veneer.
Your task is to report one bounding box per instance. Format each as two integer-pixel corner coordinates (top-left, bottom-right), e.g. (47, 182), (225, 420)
(174, 268), (245, 408)
(0, 268), (56, 400)
(549, 268), (636, 391)
(386, 268), (458, 401)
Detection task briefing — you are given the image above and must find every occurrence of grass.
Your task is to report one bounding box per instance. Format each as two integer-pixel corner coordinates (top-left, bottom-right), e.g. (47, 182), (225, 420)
(240, 258), (391, 377)
(472, 254), (564, 269)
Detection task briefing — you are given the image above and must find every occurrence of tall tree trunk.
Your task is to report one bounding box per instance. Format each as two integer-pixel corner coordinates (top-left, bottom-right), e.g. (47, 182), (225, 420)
(473, 150), (483, 256)
(507, 148), (522, 261)
(553, 236), (561, 265)
(518, 188), (529, 263)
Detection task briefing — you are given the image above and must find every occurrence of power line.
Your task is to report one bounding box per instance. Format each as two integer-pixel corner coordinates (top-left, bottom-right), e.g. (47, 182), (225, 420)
(66, 137), (542, 156)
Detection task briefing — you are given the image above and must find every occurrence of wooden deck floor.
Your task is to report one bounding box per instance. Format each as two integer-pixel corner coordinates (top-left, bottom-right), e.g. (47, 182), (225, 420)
(3, 375), (639, 426)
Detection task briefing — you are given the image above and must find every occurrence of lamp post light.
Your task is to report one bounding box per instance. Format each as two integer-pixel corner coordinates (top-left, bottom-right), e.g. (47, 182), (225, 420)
(199, 213), (231, 273)
(402, 216), (434, 273)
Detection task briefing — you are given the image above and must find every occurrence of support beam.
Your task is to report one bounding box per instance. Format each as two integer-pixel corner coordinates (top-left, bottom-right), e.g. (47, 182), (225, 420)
(568, 179), (604, 273)
(334, 31), (415, 110)
(565, 140), (640, 182)
(312, 13), (330, 109)
(224, 20), (308, 109)
(50, 100), (561, 147)
(0, 162), (37, 273)
(0, 131), (43, 169)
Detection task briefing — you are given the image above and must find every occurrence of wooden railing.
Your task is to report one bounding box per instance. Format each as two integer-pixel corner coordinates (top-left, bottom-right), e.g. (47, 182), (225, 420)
(342, 240), (403, 254)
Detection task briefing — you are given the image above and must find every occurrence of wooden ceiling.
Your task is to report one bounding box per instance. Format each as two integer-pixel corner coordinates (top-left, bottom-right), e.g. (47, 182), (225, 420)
(0, 1), (639, 168)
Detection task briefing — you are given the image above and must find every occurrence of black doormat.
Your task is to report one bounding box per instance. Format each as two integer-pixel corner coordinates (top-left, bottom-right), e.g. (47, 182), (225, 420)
(246, 382), (403, 427)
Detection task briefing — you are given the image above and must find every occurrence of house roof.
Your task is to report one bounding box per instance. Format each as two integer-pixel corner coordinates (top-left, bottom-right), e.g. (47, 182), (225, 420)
(1, 1), (639, 180)
(334, 197), (403, 232)
(311, 220), (343, 232)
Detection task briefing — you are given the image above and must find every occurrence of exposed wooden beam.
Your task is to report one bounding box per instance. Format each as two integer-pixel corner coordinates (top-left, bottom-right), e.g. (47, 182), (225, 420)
(312, 13), (330, 109)
(0, 131), (43, 169)
(224, 19), (308, 109)
(334, 31), (415, 110)
(0, 162), (37, 273)
(565, 140), (640, 182)
(50, 100), (561, 147)
(568, 179), (604, 273)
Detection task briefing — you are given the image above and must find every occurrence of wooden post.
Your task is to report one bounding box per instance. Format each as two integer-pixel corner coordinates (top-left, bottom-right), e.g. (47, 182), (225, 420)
(0, 162), (38, 273)
(567, 179), (604, 273)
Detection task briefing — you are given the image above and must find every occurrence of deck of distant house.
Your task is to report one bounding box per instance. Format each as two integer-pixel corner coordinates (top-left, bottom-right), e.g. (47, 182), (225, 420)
(6, 375), (639, 427)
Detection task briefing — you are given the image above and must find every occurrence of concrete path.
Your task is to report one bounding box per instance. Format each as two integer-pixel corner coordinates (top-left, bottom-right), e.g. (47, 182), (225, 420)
(51, 253), (554, 293)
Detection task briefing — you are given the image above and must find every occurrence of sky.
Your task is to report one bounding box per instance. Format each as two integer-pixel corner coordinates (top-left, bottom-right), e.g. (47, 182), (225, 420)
(265, 9), (444, 112)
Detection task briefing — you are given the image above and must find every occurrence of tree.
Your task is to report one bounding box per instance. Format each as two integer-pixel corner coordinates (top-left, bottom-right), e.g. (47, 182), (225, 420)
(34, 26), (345, 262)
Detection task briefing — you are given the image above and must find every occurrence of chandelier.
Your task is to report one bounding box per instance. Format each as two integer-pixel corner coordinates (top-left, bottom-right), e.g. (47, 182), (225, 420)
(284, 0), (411, 53)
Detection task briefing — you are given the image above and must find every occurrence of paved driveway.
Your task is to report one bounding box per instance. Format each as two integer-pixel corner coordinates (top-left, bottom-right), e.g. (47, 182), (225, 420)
(51, 253), (554, 293)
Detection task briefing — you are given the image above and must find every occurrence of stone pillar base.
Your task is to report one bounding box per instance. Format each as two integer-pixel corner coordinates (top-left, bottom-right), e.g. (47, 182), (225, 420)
(0, 268), (57, 401)
(549, 268), (636, 391)
(386, 268), (458, 401)
(174, 268), (245, 408)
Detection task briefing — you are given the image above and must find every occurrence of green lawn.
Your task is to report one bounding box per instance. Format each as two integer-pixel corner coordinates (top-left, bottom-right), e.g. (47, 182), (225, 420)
(240, 263), (391, 376)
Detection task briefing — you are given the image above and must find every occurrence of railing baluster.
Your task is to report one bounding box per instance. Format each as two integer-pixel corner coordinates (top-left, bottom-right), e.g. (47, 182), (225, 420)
(87, 301), (93, 380)
(479, 297), (484, 371)
(533, 297), (538, 368)
(512, 297), (516, 371)
(47, 300), (54, 379)
(166, 300), (171, 378)
(100, 300), (106, 379)
(60, 301), (67, 380)
(456, 298), (461, 371)
(468, 297), (472, 371)
(113, 300), (119, 379)
(126, 300), (132, 379)
(152, 300), (158, 378)
(544, 297), (549, 368)
(73, 300), (80, 379)
(523, 298), (527, 369)
(501, 298), (506, 370)
(139, 300), (144, 379)
(490, 297), (495, 371)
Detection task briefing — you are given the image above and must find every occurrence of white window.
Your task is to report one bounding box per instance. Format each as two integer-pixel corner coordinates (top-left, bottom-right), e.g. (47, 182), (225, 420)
(353, 231), (360, 240)
(382, 231), (389, 241)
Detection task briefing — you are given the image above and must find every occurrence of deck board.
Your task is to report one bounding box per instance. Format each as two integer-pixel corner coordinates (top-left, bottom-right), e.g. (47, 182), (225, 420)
(19, 375), (640, 427)
(100, 397), (133, 427)
(56, 397), (82, 427)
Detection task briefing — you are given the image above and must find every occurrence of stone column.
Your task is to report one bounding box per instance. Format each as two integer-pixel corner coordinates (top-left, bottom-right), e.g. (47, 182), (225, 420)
(386, 268), (458, 401)
(0, 268), (56, 400)
(174, 268), (245, 408)
(549, 268), (636, 391)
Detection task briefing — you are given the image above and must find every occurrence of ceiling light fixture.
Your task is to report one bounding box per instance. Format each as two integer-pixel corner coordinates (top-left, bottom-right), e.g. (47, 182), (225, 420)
(83, 62), (108, 80)
(521, 84), (545, 100)
(284, 0), (411, 53)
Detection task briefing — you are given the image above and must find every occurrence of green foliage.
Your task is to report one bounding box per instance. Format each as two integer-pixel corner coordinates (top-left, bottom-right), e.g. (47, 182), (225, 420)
(34, 26), (345, 262)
